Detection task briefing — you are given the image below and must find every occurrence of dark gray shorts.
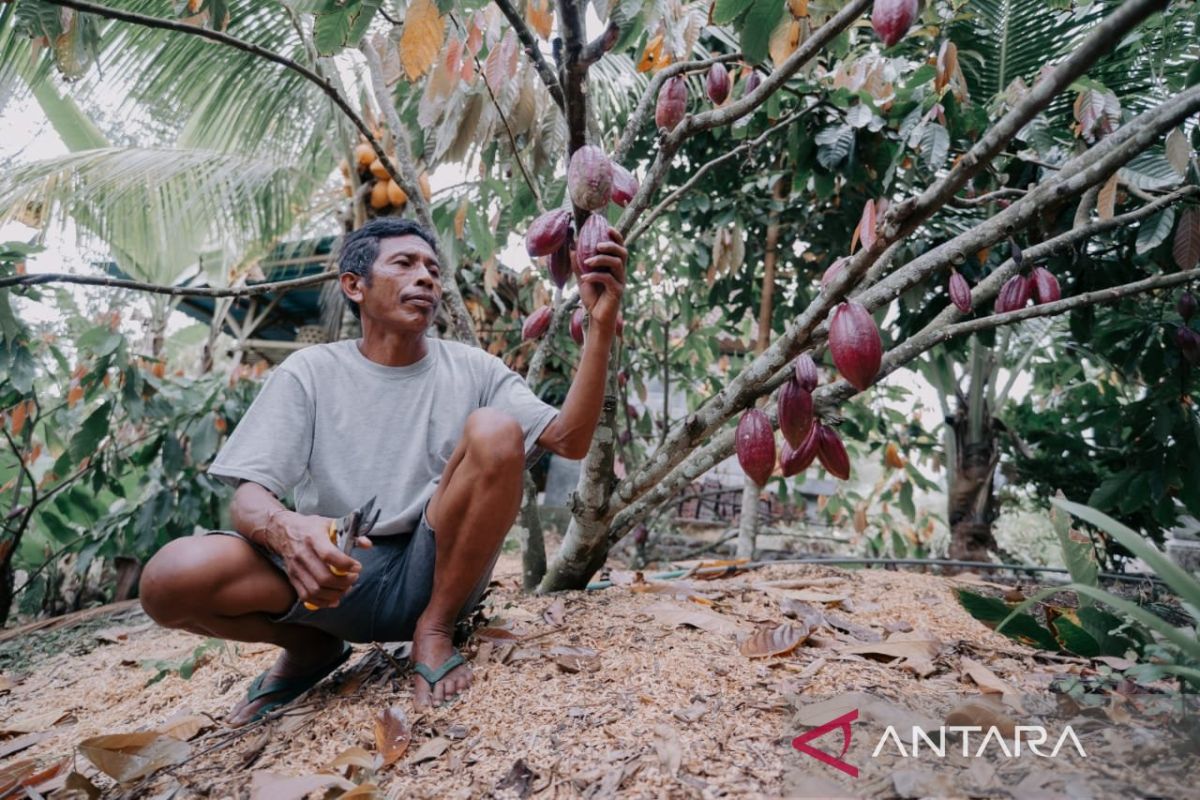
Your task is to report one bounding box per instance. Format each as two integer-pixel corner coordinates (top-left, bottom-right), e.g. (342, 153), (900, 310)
(208, 505), (494, 643)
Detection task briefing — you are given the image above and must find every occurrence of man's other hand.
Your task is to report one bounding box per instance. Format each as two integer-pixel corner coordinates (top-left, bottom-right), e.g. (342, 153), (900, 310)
(272, 514), (363, 608)
(578, 226), (627, 332)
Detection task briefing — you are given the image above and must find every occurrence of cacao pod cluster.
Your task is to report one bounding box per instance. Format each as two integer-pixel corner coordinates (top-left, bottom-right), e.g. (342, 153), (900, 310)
(994, 267), (1061, 313)
(343, 139), (431, 217)
(1176, 290), (1200, 366)
(871, 0), (918, 48)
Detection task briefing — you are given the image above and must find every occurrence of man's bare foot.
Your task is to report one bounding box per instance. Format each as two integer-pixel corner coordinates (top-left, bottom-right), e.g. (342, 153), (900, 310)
(227, 641), (347, 726)
(411, 623), (471, 710)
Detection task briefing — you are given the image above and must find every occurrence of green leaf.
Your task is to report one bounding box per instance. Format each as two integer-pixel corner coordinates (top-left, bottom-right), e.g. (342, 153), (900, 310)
(8, 344), (35, 394)
(1047, 611), (1100, 657)
(77, 325), (123, 357)
(955, 589), (1059, 651)
(1135, 207), (1176, 254)
(69, 401), (111, 464)
(1050, 496), (1097, 605)
(1077, 605), (1145, 657)
(919, 123), (950, 171)
(739, 0), (785, 64)
(712, 0), (755, 25)
(313, 0), (382, 56)
(815, 124), (854, 171)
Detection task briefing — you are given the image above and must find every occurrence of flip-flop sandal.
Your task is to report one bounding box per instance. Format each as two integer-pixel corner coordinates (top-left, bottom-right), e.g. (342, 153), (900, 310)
(412, 650), (467, 704)
(241, 644), (352, 724)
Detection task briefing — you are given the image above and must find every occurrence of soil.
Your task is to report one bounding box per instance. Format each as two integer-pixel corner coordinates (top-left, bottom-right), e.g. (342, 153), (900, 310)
(0, 556), (1193, 799)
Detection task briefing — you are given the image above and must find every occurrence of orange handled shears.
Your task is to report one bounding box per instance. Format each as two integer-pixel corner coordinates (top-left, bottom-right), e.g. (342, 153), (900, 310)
(303, 496), (380, 611)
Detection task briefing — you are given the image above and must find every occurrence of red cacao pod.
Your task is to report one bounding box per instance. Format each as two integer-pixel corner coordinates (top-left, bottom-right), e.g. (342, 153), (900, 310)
(815, 424), (851, 480)
(793, 353), (819, 392)
(525, 208), (571, 257)
(617, 370), (628, 388)
(656, 76), (688, 132)
(871, 0), (918, 47)
(949, 270), (972, 313)
(610, 163), (638, 207)
(736, 409), (776, 487)
(575, 213), (611, 274)
(1178, 291), (1198, 321)
(1031, 267), (1061, 304)
(522, 306), (552, 341)
(821, 257), (846, 288)
(616, 313), (625, 338)
(780, 424), (820, 477)
(1176, 326), (1200, 366)
(994, 274), (1032, 314)
(706, 62), (730, 105)
(570, 307), (585, 345)
(743, 70), (761, 96)
(829, 301), (883, 391)
(777, 378), (814, 448)
(567, 145), (613, 211)
(548, 244), (572, 289)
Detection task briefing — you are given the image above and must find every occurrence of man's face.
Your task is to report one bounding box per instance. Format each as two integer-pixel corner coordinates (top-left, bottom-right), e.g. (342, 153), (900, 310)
(343, 234), (442, 331)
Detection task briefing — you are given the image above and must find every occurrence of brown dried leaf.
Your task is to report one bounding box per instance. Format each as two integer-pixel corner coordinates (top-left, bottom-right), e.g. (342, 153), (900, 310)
(960, 656), (1015, 696)
(935, 41), (957, 94)
(1096, 172), (1118, 221)
(0, 731), (51, 760)
(840, 635), (939, 663)
(739, 622), (808, 658)
(1, 708), (72, 735)
(549, 645), (600, 673)
(944, 698), (1016, 737)
(765, 588), (847, 606)
(399, 0), (444, 81)
(155, 712), (212, 742)
(645, 601), (746, 638)
(496, 758), (536, 797)
(78, 732), (191, 783)
(822, 611), (881, 642)
(527, 0), (553, 40)
(375, 706), (411, 766)
(341, 783), (382, 798)
(0, 673), (14, 693)
(330, 746), (377, 771)
(484, 28), (519, 90)
(476, 626), (523, 642)
(1166, 127), (1191, 175)
(53, 771), (100, 799)
(768, 18), (801, 69)
(1174, 207), (1200, 270)
(410, 736), (451, 764)
(778, 598), (825, 629)
(249, 772), (353, 800)
(542, 597), (566, 626)
(652, 724), (682, 776)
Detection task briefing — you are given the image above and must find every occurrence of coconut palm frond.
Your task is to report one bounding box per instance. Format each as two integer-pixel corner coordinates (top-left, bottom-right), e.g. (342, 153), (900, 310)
(0, 146), (331, 285)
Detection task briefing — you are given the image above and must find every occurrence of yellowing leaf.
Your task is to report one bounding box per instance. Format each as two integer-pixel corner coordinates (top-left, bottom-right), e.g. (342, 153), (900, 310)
(484, 29), (519, 90)
(1096, 173), (1118, 221)
(739, 623), (808, 657)
(399, 0), (444, 81)
(935, 41), (957, 94)
(528, 0), (553, 40)
(768, 18), (802, 69)
(374, 708), (411, 766)
(637, 33), (665, 72)
(78, 732), (190, 784)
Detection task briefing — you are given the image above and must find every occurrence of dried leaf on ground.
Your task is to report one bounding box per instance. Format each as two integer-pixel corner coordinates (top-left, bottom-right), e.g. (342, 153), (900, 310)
(672, 700), (710, 723)
(78, 732), (191, 783)
(155, 712), (213, 741)
(330, 746), (377, 771)
(476, 626), (523, 642)
(496, 758), (537, 798)
(841, 632), (940, 663)
(1, 708), (73, 734)
(778, 598), (826, 629)
(341, 783), (381, 798)
(0, 730), (52, 760)
(739, 623), (809, 658)
(630, 580), (716, 601)
(822, 611), (881, 642)
(765, 588), (848, 606)
(549, 645), (600, 673)
(645, 601), (746, 638)
(944, 698), (1017, 737)
(55, 771), (101, 799)
(249, 772), (354, 800)
(960, 656), (1016, 696)
(0, 673), (14, 693)
(543, 597), (566, 626)
(375, 707), (411, 766)
(411, 736), (451, 764)
(652, 724), (682, 776)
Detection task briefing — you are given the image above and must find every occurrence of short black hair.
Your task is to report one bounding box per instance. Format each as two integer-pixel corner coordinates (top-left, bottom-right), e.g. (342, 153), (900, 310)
(337, 219), (439, 319)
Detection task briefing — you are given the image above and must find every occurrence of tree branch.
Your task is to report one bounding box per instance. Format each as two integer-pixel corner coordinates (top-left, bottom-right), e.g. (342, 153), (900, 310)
(493, 0), (564, 110)
(44, 0), (407, 191)
(0, 270), (335, 296)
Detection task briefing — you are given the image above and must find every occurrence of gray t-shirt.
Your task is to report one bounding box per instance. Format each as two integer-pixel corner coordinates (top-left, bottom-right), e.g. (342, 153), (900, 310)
(208, 338), (559, 536)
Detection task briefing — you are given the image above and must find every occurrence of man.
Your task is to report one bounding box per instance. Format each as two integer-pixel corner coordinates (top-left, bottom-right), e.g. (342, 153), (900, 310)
(139, 217), (626, 722)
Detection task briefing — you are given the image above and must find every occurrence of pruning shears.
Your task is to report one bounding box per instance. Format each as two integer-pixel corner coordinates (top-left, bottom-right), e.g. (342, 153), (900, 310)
(302, 496), (380, 611)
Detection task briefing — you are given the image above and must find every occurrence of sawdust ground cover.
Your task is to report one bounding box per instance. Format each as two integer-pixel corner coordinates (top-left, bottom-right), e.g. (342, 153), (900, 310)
(0, 554), (1193, 798)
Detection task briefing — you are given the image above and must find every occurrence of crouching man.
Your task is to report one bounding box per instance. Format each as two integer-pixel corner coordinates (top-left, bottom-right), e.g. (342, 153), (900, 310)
(139, 218), (626, 723)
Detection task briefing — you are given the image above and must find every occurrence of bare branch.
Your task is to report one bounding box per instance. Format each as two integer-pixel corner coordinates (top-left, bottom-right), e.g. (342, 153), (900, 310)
(43, 0), (408, 191)
(0, 270), (335, 296)
(493, 0), (565, 110)
(948, 187), (1028, 208)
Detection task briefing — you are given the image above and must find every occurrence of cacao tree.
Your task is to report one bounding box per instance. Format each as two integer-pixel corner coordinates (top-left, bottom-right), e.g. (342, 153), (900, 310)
(1, 0), (1198, 600)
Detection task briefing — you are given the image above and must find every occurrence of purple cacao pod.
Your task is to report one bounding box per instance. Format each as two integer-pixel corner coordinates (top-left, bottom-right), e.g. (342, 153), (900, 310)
(575, 213), (610, 274)
(548, 244), (572, 289)
(1176, 326), (1200, 366)
(706, 62), (730, 105)
(525, 208), (571, 257)
(871, 0), (918, 48)
(743, 70), (761, 96)
(949, 270), (972, 314)
(567, 145), (613, 211)
(777, 378), (814, 448)
(781, 425), (820, 477)
(815, 424), (851, 481)
(994, 274), (1032, 314)
(821, 257), (846, 289)
(1177, 291), (1197, 321)
(522, 306), (552, 341)
(570, 307), (585, 345)
(793, 353), (819, 392)
(736, 408), (776, 487)
(829, 301), (883, 391)
(610, 163), (638, 207)
(1031, 267), (1061, 304)
(655, 76), (688, 132)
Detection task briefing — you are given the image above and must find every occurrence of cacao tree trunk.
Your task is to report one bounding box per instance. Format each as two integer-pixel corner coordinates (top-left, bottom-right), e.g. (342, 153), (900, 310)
(947, 341), (1000, 561)
(519, 473), (546, 591)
